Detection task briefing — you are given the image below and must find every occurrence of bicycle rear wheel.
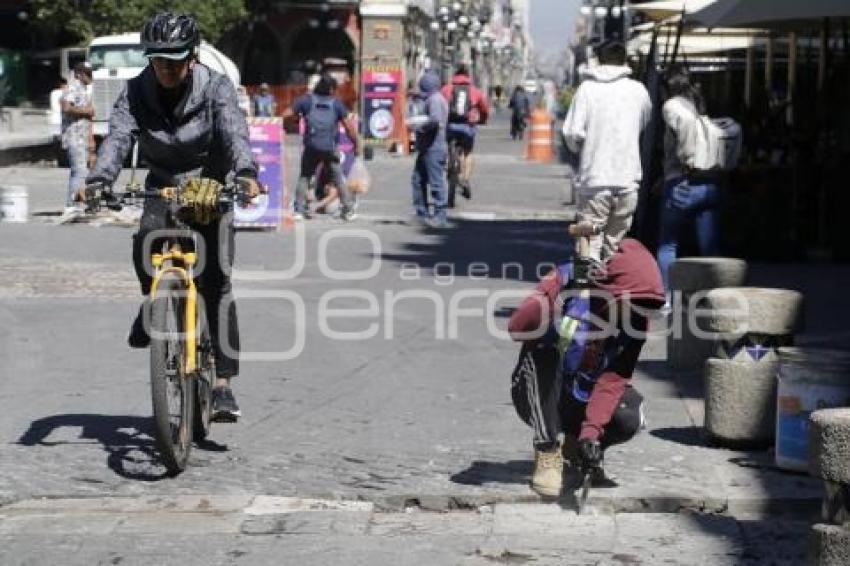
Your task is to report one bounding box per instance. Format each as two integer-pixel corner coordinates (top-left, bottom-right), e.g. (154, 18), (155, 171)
(150, 273), (195, 474)
(447, 145), (460, 209)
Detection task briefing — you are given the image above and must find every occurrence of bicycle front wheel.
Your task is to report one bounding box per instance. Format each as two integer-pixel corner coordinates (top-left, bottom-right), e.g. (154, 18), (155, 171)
(150, 273), (195, 474)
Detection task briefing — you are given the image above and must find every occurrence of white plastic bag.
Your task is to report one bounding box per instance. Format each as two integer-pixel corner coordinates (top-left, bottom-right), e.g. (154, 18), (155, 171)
(347, 157), (371, 195)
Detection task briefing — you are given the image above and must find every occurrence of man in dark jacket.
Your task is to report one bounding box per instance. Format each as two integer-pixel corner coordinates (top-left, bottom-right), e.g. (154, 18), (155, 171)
(408, 70), (449, 227)
(508, 239), (664, 497)
(508, 85), (530, 140)
(85, 12), (260, 421)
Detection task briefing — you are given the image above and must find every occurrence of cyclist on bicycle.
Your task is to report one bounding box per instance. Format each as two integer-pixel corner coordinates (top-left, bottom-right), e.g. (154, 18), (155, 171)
(81, 12), (260, 422)
(440, 64), (490, 199)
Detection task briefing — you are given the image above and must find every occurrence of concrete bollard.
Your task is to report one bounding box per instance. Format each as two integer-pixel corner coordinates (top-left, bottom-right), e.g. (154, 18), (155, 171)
(705, 288), (804, 346)
(704, 358), (777, 445)
(810, 523), (850, 566)
(810, 409), (850, 525)
(810, 409), (850, 485)
(669, 257), (748, 295)
(701, 288), (803, 447)
(808, 409), (850, 564)
(667, 258), (748, 371)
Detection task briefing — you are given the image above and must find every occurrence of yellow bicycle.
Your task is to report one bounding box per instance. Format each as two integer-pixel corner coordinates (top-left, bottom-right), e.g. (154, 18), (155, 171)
(85, 179), (248, 474)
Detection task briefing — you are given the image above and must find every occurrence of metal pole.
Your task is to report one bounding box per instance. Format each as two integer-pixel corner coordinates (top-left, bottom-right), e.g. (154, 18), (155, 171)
(765, 33), (774, 93)
(787, 32), (797, 126)
(745, 46), (754, 108)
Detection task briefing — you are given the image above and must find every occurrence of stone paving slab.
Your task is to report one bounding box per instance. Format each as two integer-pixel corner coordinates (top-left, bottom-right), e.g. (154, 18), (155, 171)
(0, 495), (810, 565)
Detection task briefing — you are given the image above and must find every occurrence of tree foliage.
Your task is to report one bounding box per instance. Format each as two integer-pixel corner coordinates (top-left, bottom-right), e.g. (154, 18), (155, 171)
(32, 0), (248, 46)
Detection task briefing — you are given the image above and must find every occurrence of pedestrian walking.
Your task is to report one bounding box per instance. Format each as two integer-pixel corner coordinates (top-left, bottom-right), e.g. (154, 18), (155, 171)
(656, 64), (722, 297)
(508, 239), (665, 498)
(253, 82), (276, 117)
(562, 40), (652, 261)
(508, 85), (530, 140)
(315, 112), (360, 216)
(288, 75), (359, 221)
(407, 70), (449, 228)
(60, 62), (94, 213)
(49, 76), (68, 138)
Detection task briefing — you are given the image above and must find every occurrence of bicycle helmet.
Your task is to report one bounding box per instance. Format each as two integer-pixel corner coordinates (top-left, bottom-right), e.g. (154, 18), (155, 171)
(141, 12), (200, 60)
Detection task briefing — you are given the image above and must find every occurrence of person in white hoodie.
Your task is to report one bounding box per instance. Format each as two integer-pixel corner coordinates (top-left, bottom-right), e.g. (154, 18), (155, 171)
(562, 41), (651, 260)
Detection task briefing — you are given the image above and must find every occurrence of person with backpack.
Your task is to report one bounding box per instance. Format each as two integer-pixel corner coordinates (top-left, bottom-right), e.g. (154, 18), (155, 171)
(290, 75), (359, 220)
(508, 85), (530, 140)
(656, 64), (723, 296)
(508, 238), (665, 497)
(441, 63), (490, 199)
(562, 40), (652, 261)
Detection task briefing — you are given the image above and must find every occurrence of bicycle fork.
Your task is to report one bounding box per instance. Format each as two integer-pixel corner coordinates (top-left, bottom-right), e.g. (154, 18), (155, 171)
(150, 247), (199, 375)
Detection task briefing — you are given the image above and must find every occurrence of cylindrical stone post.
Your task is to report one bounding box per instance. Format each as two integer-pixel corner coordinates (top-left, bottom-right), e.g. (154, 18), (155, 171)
(808, 409), (850, 565)
(704, 358), (778, 445)
(667, 258), (748, 371)
(810, 524), (850, 566)
(702, 288), (803, 446)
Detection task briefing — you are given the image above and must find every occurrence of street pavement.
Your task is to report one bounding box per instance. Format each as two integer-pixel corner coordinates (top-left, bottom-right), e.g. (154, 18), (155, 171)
(0, 114), (843, 564)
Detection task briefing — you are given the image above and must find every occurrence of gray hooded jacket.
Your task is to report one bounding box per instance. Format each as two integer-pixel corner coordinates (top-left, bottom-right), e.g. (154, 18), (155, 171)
(88, 63), (257, 188)
(414, 71), (448, 154)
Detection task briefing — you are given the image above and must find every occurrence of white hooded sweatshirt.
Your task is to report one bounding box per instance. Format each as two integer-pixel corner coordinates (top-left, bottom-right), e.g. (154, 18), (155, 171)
(562, 65), (651, 192)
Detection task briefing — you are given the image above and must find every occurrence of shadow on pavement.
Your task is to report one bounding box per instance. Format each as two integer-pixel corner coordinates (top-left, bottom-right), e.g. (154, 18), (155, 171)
(381, 219), (574, 284)
(649, 426), (707, 447)
(17, 414), (173, 481)
(450, 460), (532, 486)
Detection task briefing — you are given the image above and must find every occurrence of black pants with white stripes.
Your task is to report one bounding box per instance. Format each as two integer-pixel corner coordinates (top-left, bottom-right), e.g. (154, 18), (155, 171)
(510, 342), (643, 451)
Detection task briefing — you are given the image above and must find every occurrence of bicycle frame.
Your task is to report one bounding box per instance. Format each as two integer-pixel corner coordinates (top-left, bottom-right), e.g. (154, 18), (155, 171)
(150, 246), (199, 375)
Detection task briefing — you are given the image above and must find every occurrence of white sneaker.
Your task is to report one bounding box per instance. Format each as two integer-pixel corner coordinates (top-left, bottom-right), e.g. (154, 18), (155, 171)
(293, 212), (304, 221)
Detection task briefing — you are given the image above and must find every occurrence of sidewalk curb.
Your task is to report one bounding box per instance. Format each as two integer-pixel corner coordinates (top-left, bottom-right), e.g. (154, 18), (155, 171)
(0, 492), (820, 518)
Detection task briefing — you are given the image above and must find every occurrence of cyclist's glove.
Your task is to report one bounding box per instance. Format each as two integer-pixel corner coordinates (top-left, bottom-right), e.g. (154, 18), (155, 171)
(183, 177), (222, 224)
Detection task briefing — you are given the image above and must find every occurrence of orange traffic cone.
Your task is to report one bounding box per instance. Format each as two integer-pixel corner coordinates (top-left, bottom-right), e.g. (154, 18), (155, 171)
(525, 108), (554, 163)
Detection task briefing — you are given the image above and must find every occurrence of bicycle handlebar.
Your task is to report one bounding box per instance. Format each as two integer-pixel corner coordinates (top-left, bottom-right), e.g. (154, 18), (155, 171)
(83, 177), (264, 212)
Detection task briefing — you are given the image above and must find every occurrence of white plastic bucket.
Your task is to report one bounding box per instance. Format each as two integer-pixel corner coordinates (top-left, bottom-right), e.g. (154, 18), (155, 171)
(0, 185), (28, 223)
(775, 347), (850, 471)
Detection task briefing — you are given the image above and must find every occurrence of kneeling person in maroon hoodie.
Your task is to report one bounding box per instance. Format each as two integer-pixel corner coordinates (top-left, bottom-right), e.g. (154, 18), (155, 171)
(508, 238), (664, 497)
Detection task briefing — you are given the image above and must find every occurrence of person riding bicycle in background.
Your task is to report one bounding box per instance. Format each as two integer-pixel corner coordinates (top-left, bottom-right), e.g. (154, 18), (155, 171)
(441, 63), (490, 199)
(82, 12), (260, 422)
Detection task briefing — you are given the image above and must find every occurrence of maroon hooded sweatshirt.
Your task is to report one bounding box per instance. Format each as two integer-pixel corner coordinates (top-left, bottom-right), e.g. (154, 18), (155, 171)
(508, 238), (664, 442)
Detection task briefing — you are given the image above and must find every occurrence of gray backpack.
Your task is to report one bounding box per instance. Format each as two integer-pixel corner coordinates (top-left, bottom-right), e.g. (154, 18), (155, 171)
(305, 95), (339, 153)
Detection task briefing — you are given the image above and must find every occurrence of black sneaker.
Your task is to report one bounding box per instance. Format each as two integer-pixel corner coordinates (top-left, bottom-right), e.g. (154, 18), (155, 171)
(128, 306), (150, 348)
(461, 181), (472, 199)
(589, 466), (617, 488)
(211, 386), (241, 423)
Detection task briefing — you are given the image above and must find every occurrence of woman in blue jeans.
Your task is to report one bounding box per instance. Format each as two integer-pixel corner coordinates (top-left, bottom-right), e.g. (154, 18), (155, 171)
(657, 177), (720, 292)
(656, 64), (721, 294)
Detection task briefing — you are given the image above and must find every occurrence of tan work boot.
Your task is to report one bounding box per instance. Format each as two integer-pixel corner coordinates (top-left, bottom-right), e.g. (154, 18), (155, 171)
(531, 448), (563, 497)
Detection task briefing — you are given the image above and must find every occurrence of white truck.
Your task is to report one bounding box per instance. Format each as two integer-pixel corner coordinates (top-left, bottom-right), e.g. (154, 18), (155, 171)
(89, 33), (241, 138)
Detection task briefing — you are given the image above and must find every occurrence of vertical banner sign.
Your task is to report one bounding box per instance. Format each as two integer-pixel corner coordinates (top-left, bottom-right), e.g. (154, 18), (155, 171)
(363, 65), (402, 145)
(235, 117), (285, 228)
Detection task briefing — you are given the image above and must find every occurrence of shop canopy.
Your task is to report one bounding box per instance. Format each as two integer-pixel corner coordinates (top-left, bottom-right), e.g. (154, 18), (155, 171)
(690, 0), (850, 29)
(630, 0), (715, 21)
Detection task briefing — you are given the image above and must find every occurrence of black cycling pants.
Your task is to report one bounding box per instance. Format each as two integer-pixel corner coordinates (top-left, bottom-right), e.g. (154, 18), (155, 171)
(132, 198), (240, 379)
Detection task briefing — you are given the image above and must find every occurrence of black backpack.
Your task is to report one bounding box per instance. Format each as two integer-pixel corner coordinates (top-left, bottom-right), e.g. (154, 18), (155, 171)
(305, 95), (339, 152)
(449, 84), (472, 122)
